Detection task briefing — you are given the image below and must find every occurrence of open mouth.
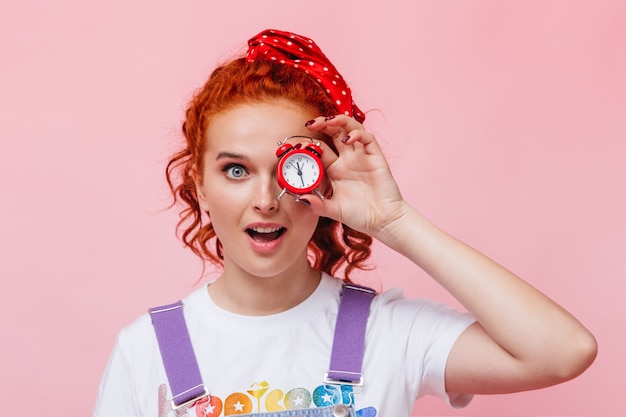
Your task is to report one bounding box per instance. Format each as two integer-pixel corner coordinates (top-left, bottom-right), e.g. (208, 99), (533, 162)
(246, 226), (286, 242)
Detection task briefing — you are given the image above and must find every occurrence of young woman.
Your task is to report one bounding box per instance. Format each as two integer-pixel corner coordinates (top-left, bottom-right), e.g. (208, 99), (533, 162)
(93, 29), (596, 417)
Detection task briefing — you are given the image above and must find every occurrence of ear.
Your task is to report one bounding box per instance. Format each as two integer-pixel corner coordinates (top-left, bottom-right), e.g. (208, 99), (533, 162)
(192, 165), (210, 213)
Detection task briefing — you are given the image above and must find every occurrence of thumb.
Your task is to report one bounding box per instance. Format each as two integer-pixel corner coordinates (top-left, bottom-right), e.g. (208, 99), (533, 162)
(300, 193), (342, 223)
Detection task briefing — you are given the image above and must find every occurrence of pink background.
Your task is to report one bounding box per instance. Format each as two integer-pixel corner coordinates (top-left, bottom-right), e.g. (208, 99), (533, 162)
(1, 1), (624, 416)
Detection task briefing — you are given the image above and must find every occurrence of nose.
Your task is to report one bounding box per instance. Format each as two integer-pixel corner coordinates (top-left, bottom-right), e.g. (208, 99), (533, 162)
(253, 175), (279, 213)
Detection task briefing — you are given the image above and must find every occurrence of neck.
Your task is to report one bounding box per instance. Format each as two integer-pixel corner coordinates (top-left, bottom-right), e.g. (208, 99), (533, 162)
(208, 258), (322, 316)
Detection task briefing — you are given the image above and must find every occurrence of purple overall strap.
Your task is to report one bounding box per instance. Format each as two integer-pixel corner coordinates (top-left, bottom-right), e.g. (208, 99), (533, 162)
(325, 283), (377, 387)
(149, 301), (208, 410)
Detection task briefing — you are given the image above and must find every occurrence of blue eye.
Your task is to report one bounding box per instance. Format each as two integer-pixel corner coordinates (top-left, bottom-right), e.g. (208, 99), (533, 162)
(223, 164), (248, 179)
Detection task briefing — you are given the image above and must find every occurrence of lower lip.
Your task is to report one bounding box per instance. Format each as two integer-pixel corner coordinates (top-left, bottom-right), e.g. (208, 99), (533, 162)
(247, 231), (285, 253)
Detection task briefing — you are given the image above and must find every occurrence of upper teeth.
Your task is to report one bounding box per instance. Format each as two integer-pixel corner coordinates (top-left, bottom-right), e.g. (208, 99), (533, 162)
(249, 226), (282, 234)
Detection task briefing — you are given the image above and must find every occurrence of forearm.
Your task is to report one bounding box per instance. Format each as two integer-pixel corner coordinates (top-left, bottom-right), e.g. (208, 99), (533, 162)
(375, 203), (596, 371)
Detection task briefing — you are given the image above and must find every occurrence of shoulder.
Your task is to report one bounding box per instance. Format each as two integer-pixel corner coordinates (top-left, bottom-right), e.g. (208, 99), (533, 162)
(115, 285), (209, 351)
(369, 287), (475, 338)
(372, 286), (465, 318)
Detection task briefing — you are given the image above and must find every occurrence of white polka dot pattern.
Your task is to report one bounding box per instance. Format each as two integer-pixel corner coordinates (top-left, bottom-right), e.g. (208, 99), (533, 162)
(246, 29), (365, 123)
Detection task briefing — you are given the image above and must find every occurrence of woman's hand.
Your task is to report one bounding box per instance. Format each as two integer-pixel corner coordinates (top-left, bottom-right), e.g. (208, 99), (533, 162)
(302, 115), (408, 240)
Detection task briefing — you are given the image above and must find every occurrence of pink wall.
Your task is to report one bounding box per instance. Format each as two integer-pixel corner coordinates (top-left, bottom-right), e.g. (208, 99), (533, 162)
(1, 1), (624, 416)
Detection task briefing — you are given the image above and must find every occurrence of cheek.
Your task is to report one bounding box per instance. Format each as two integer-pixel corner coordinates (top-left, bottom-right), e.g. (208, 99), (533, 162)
(204, 196), (243, 244)
(202, 184), (245, 222)
(212, 190), (242, 206)
(290, 204), (320, 236)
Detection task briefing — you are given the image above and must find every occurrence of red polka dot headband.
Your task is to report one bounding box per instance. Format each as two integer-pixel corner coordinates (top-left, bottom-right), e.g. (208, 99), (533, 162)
(246, 29), (365, 123)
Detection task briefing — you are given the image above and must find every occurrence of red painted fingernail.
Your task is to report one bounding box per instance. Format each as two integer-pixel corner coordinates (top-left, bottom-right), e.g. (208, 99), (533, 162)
(324, 115), (336, 121)
(299, 198), (311, 206)
(304, 119), (315, 127)
(341, 135), (350, 143)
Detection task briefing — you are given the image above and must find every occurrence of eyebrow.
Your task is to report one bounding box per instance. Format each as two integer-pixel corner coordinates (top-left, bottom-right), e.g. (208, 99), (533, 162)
(215, 151), (250, 161)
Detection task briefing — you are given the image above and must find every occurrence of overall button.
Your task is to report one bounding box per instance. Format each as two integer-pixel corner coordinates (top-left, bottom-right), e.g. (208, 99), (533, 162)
(332, 404), (350, 417)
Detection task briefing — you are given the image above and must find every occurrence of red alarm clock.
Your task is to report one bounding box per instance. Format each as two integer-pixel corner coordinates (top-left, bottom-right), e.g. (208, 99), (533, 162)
(276, 136), (325, 201)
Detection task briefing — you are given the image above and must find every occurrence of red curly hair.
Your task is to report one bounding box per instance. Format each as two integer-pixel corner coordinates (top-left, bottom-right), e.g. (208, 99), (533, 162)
(166, 58), (372, 280)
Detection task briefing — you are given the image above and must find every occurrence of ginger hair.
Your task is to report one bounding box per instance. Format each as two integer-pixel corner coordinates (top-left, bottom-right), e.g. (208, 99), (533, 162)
(166, 58), (372, 279)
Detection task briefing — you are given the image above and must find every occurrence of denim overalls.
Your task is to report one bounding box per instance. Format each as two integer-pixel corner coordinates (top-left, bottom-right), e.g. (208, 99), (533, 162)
(150, 284), (376, 417)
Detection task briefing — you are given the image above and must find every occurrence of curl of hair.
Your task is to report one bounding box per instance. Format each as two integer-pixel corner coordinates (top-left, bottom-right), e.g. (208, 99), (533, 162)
(166, 58), (373, 280)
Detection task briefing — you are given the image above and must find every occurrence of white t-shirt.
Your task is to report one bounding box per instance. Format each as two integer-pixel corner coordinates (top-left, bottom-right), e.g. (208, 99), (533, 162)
(93, 274), (475, 417)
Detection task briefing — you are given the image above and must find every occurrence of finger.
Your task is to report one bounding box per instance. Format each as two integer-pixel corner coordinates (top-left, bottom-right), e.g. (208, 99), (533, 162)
(322, 115), (383, 153)
(300, 190), (342, 223)
(303, 114), (383, 163)
(304, 115), (349, 140)
(339, 129), (384, 161)
(321, 115), (363, 149)
(322, 114), (363, 133)
(305, 115), (361, 152)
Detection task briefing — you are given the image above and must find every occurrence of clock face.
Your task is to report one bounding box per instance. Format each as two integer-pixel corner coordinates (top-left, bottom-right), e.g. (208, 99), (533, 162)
(278, 151), (323, 194)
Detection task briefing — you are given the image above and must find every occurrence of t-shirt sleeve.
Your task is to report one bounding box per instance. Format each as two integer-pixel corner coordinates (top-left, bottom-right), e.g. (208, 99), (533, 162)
(414, 302), (475, 408)
(92, 313), (162, 417)
(93, 330), (140, 417)
(373, 289), (475, 408)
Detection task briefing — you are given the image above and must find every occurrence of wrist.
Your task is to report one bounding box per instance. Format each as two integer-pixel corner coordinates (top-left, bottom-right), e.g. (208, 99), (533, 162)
(373, 201), (420, 248)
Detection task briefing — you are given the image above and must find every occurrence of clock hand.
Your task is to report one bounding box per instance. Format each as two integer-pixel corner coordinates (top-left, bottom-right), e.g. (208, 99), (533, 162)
(296, 162), (305, 187)
(289, 161), (303, 175)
